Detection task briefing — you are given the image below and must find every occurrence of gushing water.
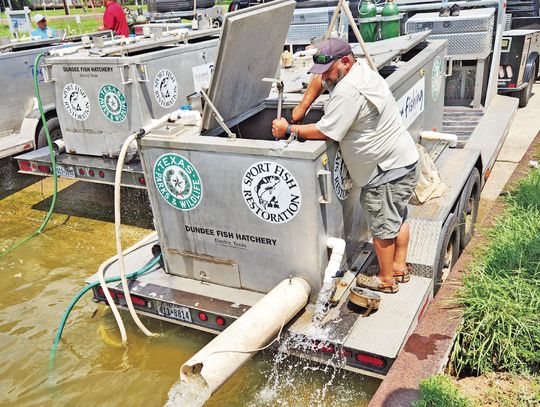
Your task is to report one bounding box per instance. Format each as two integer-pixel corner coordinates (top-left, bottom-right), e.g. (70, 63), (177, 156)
(165, 375), (211, 407)
(311, 281), (335, 326)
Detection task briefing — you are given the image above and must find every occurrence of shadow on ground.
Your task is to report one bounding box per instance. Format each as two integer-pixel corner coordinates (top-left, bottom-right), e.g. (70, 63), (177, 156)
(32, 181), (154, 229)
(0, 157), (40, 200)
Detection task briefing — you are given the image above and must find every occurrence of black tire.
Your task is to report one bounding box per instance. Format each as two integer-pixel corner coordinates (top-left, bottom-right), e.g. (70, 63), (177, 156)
(518, 61), (536, 108)
(155, 0), (214, 12)
(457, 168), (480, 252)
(433, 213), (460, 295)
(36, 116), (62, 149)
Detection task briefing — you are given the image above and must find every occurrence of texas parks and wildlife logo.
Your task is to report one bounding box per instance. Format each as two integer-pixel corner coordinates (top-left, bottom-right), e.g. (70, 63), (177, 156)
(98, 84), (127, 123)
(62, 83), (90, 121)
(154, 69), (178, 108)
(242, 161), (302, 224)
(153, 153), (202, 211)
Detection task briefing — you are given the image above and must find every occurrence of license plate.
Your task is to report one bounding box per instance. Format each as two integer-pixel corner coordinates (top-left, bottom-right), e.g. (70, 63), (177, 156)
(55, 165), (75, 178)
(156, 301), (192, 323)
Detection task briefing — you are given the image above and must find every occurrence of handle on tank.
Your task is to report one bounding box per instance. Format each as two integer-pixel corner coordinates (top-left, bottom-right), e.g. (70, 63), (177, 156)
(444, 56), (453, 77)
(119, 64), (133, 85)
(318, 170), (332, 204)
(136, 63), (149, 82)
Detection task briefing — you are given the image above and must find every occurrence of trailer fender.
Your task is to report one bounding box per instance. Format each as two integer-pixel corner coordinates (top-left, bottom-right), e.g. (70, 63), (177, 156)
(457, 167), (481, 252)
(524, 52), (539, 82)
(433, 213), (460, 295)
(23, 105), (61, 149)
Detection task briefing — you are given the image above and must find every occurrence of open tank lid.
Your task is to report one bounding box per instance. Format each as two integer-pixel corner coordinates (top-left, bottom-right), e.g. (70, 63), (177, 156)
(201, 0), (296, 133)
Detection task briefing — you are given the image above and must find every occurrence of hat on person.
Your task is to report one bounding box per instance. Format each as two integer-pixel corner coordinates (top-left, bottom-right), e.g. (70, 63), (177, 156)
(34, 14), (46, 23)
(308, 38), (352, 74)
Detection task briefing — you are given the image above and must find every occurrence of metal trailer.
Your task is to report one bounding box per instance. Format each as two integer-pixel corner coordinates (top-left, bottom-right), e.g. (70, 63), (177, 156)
(86, 1), (517, 379)
(0, 33), (113, 160)
(497, 28), (540, 107)
(0, 39), (64, 160)
(16, 28), (220, 188)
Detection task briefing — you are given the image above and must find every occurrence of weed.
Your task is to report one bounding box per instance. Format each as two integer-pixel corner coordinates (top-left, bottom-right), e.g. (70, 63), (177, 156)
(413, 375), (474, 407)
(451, 167), (540, 376)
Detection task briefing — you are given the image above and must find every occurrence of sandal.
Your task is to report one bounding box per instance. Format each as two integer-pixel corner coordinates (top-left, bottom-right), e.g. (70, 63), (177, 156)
(393, 264), (413, 283)
(356, 274), (399, 294)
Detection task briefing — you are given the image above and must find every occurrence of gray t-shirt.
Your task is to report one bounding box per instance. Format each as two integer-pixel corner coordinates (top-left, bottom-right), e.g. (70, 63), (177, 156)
(316, 59), (419, 187)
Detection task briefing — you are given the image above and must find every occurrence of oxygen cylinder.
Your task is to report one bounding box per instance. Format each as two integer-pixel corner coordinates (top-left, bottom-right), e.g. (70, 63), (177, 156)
(381, 0), (400, 40)
(358, 0), (377, 43)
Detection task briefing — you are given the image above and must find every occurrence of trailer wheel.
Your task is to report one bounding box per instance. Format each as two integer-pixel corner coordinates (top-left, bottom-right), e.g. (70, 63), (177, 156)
(433, 213), (460, 295)
(457, 168), (480, 252)
(36, 116), (62, 149)
(518, 61), (536, 108)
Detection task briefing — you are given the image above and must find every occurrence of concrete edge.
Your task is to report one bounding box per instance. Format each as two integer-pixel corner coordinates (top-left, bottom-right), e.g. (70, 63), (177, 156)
(368, 132), (540, 407)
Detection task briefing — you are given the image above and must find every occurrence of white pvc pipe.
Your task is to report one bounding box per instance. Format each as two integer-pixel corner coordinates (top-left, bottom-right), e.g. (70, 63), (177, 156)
(323, 237), (346, 284)
(179, 277), (311, 397)
(420, 130), (458, 148)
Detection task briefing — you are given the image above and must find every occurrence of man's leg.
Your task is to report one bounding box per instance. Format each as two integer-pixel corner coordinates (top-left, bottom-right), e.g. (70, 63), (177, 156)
(373, 236), (396, 284)
(393, 222), (410, 273)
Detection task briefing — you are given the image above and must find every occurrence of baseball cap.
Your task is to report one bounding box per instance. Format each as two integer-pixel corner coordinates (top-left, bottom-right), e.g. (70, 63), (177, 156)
(308, 38), (352, 74)
(34, 14), (46, 23)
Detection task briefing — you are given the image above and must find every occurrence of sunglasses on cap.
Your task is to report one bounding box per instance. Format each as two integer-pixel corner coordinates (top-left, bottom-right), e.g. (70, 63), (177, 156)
(312, 54), (344, 64)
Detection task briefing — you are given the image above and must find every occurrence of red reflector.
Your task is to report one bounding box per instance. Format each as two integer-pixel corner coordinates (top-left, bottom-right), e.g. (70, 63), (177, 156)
(38, 165), (51, 174)
(198, 312), (208, 321)
(139, 177), (146, 186)
(130, 295), (147, 307)
(98, 171), (105, 178)
(508, 83), (517, 88)
(89, 169), (95, 177)
(79, 168), (85, 176)
(321, 345), (335, 353)
(97, 286), (116, 299)
(19, 160), (32, 172)
(341, 350), (353, 357)
(356, 353), (385, 367)
(216, 317), (226, 326)
(32, 163), (38, 170)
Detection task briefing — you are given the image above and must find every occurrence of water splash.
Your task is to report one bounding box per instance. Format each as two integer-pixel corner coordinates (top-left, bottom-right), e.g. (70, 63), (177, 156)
(165, 375), (211, 407)
(248, 326), (358, 407)
(311, 281), (335, 326)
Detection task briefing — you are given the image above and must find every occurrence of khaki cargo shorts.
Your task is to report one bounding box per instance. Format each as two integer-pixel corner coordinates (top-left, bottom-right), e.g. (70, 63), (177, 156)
(360, 167), (419, 240)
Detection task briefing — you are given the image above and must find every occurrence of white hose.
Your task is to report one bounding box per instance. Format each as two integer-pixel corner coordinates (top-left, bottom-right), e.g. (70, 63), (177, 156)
(97, 231), (158, 343)
(112, 113), (178, 340)
(114, 133), (157, 338)
(420, 130), (459, 148)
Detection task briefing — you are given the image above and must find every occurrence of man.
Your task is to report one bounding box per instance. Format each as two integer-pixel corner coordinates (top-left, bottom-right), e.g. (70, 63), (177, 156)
(32, 14), (57, 39)
(98, 0), (129, 37)
(271, 38), (419, 293)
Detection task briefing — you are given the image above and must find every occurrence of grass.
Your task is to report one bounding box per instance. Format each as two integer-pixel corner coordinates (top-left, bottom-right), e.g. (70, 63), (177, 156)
(0, 5), (148, 38)
(412, 375), (474, 407)
(450, 164), (540, 376)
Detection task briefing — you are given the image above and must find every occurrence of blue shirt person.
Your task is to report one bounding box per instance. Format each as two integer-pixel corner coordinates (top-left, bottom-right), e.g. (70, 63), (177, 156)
(31, 14), (57, 39)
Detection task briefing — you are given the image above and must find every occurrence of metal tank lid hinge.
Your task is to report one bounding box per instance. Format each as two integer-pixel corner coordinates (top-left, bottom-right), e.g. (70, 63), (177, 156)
(200, 89), (236, 140)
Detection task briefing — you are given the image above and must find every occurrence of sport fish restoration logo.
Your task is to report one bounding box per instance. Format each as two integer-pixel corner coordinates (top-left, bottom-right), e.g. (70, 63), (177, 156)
(63, 83), (90, 121)
(333, 148), (351, 200)
(154, 69), (178, 108)
(242, 161), (302, 224)
(153, 153), (202, 211)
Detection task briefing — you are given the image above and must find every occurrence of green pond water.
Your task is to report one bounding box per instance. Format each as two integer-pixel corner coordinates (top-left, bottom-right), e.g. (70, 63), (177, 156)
(0, 158), (379, 406)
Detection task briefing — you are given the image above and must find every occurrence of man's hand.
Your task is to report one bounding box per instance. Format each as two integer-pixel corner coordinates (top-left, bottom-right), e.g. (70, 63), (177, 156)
(291, 104), (307, 124)
(272, 118), (289, 139)
(98, 25), (105, 31)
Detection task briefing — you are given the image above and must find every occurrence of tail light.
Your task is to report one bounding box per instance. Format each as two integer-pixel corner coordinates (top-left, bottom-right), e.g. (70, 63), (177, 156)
(97, 286), (117, 299)
(89, 169), (95, 177)
(98, 170), (105, 178)
(78, 168), (85, 176)
(19, 160), (32, 172)
(139, 177), (146, 186)
(355, 352), (386, 367)
(116, 292), (147, 307)
(198, 312), (208, 321)
(216, 316), (226, 327)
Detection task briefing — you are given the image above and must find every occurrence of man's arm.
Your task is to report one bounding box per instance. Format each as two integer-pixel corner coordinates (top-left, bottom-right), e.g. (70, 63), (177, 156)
(291, 75), (324, 123)
(272, 118), (329, 140)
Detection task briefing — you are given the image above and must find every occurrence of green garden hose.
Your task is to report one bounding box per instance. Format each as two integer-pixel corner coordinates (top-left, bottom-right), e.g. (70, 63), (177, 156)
(0, 52), (58, 259)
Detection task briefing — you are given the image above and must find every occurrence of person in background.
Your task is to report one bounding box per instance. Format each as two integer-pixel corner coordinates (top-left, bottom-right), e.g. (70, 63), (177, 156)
(98, 0), (129, 37)
(31, 14), (57, 39)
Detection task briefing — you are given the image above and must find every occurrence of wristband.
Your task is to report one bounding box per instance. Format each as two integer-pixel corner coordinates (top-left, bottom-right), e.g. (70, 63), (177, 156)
(286, 124), (292, 136)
